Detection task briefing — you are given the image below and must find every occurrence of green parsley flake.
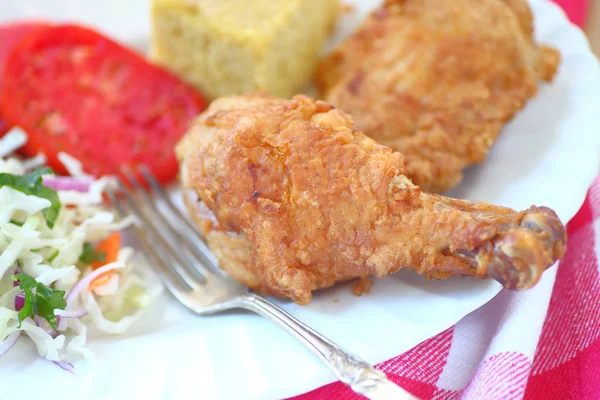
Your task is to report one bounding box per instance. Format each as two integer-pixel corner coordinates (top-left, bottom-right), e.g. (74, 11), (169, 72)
(0, 167), (61, 228)
(13, 273), (67, 330)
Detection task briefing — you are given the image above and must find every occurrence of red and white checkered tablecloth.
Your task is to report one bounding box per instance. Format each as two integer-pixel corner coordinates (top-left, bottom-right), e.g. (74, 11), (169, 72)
(293, 173), (600, 400)
(293, 2), (597, 399)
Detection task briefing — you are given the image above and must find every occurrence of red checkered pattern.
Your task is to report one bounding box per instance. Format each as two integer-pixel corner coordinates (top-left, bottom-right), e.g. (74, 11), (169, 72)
(553, 0), (590, 27)
(292, 172), (600, 399)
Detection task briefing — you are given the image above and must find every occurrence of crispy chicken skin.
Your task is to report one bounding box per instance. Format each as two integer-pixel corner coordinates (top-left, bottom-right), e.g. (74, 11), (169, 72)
(176, 94), (566, 305)
(315, 0), (561, 192)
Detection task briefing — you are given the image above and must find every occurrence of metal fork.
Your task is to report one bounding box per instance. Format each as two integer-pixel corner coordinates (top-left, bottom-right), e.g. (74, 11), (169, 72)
(106, 166), (418, 400)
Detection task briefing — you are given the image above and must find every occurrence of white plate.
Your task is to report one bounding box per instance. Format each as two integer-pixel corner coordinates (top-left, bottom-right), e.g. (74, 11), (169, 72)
(1, 1), (599, 399)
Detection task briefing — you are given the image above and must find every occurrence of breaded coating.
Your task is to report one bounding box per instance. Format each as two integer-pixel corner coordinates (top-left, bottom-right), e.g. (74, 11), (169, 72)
(177, 94), (566, 305)
(315, 0), (560, 192)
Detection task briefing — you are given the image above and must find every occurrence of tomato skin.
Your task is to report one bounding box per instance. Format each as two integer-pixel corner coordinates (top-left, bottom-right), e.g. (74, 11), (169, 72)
(0, 119), (8, 136)
(0, 24), (206, 183)
(0, 22), (51, 136)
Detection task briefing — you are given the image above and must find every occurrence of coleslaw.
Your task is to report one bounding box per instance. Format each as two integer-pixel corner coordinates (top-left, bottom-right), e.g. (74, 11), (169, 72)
(0, 127), (161, 373)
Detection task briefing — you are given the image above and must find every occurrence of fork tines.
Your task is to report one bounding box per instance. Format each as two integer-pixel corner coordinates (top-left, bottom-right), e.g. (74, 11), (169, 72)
(105, 165), (223, 291)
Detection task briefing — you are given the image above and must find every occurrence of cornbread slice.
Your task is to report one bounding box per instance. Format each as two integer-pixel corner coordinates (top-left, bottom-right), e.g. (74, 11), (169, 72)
(150, 0), (338, 99)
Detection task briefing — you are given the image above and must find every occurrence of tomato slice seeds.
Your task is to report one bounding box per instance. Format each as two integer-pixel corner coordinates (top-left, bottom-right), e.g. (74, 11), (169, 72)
(0, 25), (206, 183)
(0, 22), (51, 135)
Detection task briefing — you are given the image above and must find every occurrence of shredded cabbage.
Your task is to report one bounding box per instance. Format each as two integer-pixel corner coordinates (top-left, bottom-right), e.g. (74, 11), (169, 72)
(0, 128), (162, 373)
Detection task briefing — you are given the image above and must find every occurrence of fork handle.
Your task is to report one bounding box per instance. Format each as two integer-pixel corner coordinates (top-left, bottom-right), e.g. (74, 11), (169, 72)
(240, 294), (419, 400)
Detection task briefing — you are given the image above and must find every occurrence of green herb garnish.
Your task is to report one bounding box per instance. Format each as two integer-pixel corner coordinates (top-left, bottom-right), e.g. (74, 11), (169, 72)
(0, 167), (61, 228)
(79, 243), (106, 264)
(12, 273), (67, 330)
(48, 250), (59, 263)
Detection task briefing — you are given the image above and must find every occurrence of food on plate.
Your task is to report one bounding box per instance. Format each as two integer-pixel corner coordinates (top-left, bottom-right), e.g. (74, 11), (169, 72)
(0, 22), (50, 135)
(176, 94), (567, 305)
(315, 0), (561, 192)
(0, 128), (161, 370)
(150, 0), (339, 99)
(0, 24), (206, 183)
(0, 120), (7, 136)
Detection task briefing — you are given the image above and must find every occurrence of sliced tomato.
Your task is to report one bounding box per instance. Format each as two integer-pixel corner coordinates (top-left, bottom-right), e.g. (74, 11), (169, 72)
(0, 22), (51, 135)
(0, 119), (8, 136)
(0, 24), (206, 183)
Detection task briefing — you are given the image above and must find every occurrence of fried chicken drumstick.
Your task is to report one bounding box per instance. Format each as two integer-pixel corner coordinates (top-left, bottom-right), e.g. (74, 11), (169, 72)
(176, 94), (566, 305)
(316, 0), (561, 192)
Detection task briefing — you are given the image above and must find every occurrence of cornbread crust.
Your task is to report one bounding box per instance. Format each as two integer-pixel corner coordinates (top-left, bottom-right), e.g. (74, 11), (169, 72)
(150, 0), (338, 99)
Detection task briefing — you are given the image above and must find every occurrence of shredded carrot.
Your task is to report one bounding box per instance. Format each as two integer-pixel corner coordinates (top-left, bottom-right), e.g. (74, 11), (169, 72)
(92, 232), (120, 269)
(88, 232), (120, 291)
(88, 271), (113, 292)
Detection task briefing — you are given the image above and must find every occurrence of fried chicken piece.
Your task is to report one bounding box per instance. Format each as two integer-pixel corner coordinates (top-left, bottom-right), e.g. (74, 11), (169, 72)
(315, 0), (561, 192)
(176, 94), (566, 305)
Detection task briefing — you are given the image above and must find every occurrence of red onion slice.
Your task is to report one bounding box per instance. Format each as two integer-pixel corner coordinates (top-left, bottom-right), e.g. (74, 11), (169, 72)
(14, 294), (24, 311)
(57, 262), (124, 331)
(34, 316), (57, 338)
(64, 262), (124, 307)
(54, 309), (87, 318)
(42, 176), (94, 192)
(53, 361), (75, 374)
(0, 331), (21, 357)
